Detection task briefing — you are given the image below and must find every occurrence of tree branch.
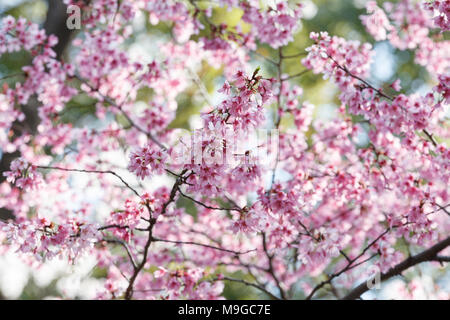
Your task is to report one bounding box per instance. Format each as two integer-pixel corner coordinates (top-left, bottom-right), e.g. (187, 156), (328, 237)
(123, 170), (188, 299)
(151, 237), (256, 255)
(177, 189), (241, 212)
(211, 276), (281, 300)
(262, 232), (287, 299)
(74, 75), (167, 150)
(103, 238), (137, 270)
(342, 236), (450, 300)
(37, 165), (141, 198)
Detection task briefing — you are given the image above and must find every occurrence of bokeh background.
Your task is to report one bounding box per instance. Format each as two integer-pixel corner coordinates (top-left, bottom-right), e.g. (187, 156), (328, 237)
(0, 0), (448, 299)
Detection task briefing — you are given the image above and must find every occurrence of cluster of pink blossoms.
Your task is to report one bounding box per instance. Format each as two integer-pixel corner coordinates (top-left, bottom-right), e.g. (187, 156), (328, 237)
(1, 215), (100, 262)
(0, 16), (76, 157)
(3, 158), (42, 191)
(0, 16), (48, 53)
(107, 199), (144, 242)
(176, 70), (273, 197)
(424, 0), (450, 31)
(241, 1), (303, 48)
(0, 0), (449, 301)
(360, 0), (449, 75)
(128, 146), (167, 180)
(360, 0), (434, 50)
(302, 31), (445, 140)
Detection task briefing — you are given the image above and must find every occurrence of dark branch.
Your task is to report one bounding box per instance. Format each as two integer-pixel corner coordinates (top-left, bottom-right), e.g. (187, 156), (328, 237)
(37, 165), (141, 198)
(342, 236), (450, 300)
(211, 276), (280, 300)
(151, 237), (256, 255)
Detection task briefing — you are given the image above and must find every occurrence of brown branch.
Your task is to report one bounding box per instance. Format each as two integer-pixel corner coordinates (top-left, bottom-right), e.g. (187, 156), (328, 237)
(103, 238), (137, 270)
(305, 228), (391, 300)
(262, 232), (287, 299)
(37, 165), (141, 198)
(342, 236), (450, 300)
(211, 276), (280, 300)
(327, 54), (440, 148)
(433, 202), (450, 216)
(328, 54), (394, 102)
(124, 221), (154, 300)
(280, 52), (307, 59)
(151, 237), (256, 255)
(281, 69), (309, 82)
(44, 0), (79, 59)
(0, 0), (77, 221)
(267, 49), (285, 190)
(177, 189), (241, 212)
(423, 129), (438, 147)
(0, 72), (25, 81)
(74, 75), (166, 150)
(123, 170), (188, 299)
(98, 224), (130, 231)
(251, 51), (278, 66)
(274, 48), (283, 128)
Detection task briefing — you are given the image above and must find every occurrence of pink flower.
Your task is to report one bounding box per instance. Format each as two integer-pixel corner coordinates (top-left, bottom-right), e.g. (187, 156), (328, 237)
(218, 81), (231, 95)
(128, 146), (167, 180)
(154, 267), (168, 278)
(390, 79), (402, 92)
(3, 158), (42, 190)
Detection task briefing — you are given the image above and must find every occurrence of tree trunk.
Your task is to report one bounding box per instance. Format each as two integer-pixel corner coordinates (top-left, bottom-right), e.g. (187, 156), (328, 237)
(0, 0), (75, 221)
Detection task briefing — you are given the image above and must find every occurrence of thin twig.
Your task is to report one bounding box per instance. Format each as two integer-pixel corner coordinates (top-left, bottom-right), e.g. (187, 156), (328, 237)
(74, 74), (166, 149)
(151, 237), (256, 255)
(342, 236), (450, 299)
(281, 69), (309, 81)
(177, 188), (241, 212)
(37, 165), (141, 198)
(262, 232), (287, 299)
(103, 238), (137, 270)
